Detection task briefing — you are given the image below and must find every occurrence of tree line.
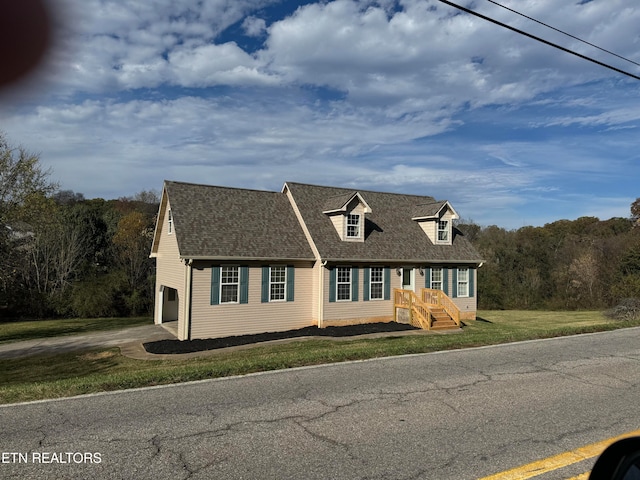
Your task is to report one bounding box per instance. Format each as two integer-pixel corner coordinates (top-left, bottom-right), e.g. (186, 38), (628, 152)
(1, 132), (640, 319)
(458, 210), (640, 310)
(0, 133), (157, 319)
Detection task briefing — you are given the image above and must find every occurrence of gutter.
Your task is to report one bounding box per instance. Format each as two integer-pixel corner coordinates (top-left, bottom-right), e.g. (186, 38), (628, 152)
(320, 258), (484, 265)
(179, 256), (316, 262)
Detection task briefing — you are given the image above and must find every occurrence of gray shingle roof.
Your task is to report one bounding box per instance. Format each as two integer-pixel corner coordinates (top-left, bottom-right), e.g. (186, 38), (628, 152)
(162, 180), (482, 264)
(165, 181), (315, 260)
(411, 201), (447, 219)
(323, 191), (359, 212)
(285, 182), (482, 263)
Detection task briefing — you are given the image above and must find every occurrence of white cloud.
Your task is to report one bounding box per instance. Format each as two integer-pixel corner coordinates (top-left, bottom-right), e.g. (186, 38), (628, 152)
(543, 106), (640, 128)
(44, 0), (280, 92)
(2, 0), (639, 230)
(168, 43), (278, 87)
(259, 0), (632, 117)
(242, 16), (267, 37)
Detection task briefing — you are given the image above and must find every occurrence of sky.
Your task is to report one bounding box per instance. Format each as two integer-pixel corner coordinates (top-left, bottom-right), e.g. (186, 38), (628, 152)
(1, 0), (640, 229)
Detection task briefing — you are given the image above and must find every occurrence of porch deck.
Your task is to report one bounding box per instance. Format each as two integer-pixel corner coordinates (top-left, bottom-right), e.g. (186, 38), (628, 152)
(393, 288), (461, 331)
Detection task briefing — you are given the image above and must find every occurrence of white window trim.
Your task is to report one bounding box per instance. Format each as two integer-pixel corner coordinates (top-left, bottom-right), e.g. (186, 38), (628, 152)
(336, 266), (352, 301)
(437, 220), (449, 244)
(457, 267), (469, 298)
(345, 214), (361, 239)
(431, 267), (443, 290)
(220, 266), (240, 304)
(369, 266), (384, 301)
(269, 265), (287, 302)
(167, 209), (173, 235)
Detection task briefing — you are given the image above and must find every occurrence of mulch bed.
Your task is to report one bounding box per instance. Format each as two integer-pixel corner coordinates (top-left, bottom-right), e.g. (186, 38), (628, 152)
(144, 322), (419, 354)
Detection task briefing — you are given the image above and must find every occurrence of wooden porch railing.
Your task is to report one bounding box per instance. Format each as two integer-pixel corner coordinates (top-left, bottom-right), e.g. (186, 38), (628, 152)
(421, 288), (461, 327)
(394, 289), (437, 330)
(393, 288), (461, 329)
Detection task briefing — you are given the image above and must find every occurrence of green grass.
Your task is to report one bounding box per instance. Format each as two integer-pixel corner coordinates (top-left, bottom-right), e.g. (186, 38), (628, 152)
(0, 317), (153, 344)
(1, 310), (639, 405)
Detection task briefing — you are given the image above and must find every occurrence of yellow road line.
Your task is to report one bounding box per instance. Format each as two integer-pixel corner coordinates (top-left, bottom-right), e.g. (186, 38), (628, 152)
(478, 429), (640, 480)
(566, 473), (590, 480)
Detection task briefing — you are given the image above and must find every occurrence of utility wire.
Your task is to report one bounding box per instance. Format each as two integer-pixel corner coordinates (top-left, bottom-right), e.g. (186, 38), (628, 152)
(484, 0), (640, 68)
(436, 0), (640, 81)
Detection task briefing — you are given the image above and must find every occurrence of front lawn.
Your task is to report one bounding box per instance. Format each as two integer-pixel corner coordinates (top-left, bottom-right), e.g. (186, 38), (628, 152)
(0, 310), (638, 404)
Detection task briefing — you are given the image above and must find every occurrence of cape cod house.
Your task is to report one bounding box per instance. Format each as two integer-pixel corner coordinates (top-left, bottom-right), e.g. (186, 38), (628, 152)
(150, 181), (483, 340)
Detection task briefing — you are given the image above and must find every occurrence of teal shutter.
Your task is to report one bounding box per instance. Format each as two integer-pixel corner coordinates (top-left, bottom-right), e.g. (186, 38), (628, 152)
(240, 266), (249, 304)
(351, 267), (359, 302)
(261, 266), (269, 303)
(363, 268), (370, 301)
(383, 267), (391, 301)
(443, 268), (449, 296)
(286, 265), (295, 302)
(210, 266), (220, 305)
(469, 268), (475, 297)
(425, 267), (431, 288)
(329, 267), (336, 303)
(452, 268), (458, 298)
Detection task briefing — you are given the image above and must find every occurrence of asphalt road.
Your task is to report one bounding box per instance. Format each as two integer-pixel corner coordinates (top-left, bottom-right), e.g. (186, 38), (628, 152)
(1, 327), (639, 479)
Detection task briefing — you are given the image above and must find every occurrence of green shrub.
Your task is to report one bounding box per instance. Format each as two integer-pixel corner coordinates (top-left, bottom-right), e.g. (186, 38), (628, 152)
(70, 275), (124, 318)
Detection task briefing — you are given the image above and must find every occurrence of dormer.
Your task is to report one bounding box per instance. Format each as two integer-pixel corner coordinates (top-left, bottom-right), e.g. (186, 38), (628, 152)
(323, 191), (372, 242)
(412, 200), (459, 245)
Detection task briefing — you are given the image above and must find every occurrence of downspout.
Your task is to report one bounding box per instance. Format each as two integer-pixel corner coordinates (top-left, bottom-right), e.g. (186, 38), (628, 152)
(183, 259), (193, 341)
(318, 260), (327, 328)
(156, 285), (164, 325)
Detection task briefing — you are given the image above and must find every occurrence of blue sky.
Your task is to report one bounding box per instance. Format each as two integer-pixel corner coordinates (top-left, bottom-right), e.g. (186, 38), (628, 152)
(1, 0), (639, 229)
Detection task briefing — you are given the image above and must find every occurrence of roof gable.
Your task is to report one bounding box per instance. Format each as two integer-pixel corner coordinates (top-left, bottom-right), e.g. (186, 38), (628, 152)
(411, 200), (459, 221)
(154, 181), (315, 260)
(322, 191), (372, 214)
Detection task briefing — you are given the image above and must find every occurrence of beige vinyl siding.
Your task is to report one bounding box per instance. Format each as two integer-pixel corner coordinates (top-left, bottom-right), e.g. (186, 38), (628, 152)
(417, 220), (436, 243)
(416, 210), (455, 244)
(326, 199), (366, 242)
(450, 267), (477, 318)
(322, 265), (401, 323)
(154, 199), (187, 335)
(189, 261), (315, 339)
(329, 214), (344, 240)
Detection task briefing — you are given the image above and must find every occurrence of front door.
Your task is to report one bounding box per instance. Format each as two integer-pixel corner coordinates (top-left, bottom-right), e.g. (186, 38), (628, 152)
(402, 268), (415, 292)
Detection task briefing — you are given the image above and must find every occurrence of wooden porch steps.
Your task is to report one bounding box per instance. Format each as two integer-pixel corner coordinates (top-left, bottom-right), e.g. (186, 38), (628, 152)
(429, 308), (459, 330)
(394, 289), (462, 331)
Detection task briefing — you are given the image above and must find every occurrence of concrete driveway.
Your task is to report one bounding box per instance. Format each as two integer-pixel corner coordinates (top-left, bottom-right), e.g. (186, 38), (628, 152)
(0, 324), (175, 359)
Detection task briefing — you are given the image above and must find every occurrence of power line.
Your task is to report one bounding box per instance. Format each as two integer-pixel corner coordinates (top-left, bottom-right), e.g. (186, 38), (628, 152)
(435, 0), (640, 81)
(484, 0), (640, 68)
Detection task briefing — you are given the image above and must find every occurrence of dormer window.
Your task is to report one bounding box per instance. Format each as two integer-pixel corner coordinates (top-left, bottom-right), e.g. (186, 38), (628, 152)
(437, 220), (449, 242)
(323, 191), (370, 242)
(346, 214), (361, 238)
(412, 200), (458, 245)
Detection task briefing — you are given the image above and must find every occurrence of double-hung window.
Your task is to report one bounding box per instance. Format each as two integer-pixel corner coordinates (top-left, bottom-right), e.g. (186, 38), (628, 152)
(337, 267), (351, 301)
(457, 267), (469, 297)
(346, 214), (361, 238)
(431, 267), (443, 290)
(437, 220), (448, 242)
(370, 267), (384, 300)
(220, 266), (239, 303)
(167, 209), (173, 234)
(270, 266), (286, 301)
